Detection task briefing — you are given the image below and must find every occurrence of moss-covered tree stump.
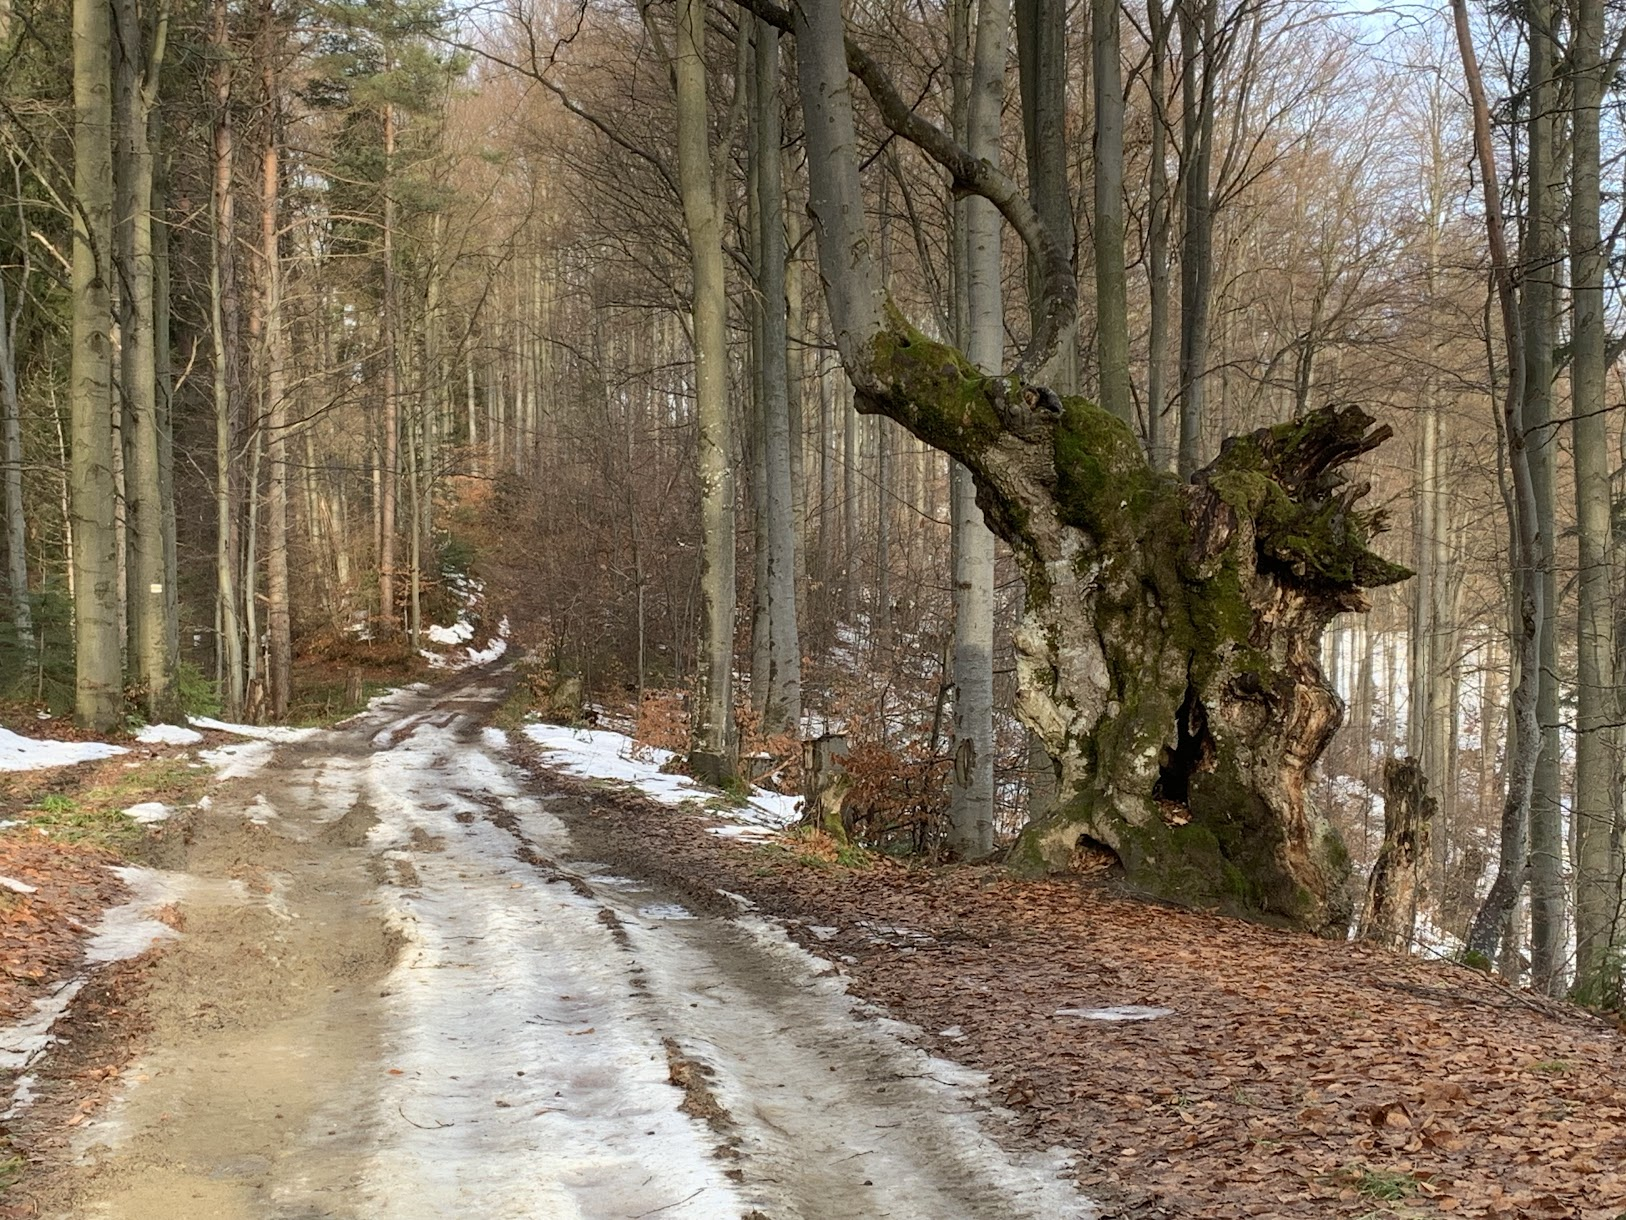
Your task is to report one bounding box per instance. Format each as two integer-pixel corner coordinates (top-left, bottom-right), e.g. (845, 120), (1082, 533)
(863, 315), (1409, 935)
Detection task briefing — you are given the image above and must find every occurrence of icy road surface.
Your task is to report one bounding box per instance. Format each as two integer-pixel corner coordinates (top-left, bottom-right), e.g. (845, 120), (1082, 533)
(41, 668), (1095, 1220)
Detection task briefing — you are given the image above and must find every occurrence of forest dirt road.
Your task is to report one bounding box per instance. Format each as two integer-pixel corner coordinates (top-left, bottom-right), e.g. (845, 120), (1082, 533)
(36, 668), (1093, 1220)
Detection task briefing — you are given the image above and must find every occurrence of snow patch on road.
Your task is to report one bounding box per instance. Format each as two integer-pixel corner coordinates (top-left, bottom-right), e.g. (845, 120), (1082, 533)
(521, 722), (801, 830)
(0, 727), (126, 772)
(188, 717), (319, 743)
(121, 802), (172, 825)
(357, 721), (749, 1219)
(199, 739), (276, 779)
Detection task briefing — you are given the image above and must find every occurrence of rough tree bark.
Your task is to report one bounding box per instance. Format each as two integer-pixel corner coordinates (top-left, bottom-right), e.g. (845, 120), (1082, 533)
(71, 0), (123, 732)
(673, 0), (738, 783)
(1361, 757), (1435, 950)
(782, 0), (1405, 931)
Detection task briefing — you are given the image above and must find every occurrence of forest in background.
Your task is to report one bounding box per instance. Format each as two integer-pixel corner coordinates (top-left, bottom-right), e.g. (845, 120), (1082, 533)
(0, 0), (1623, 1006)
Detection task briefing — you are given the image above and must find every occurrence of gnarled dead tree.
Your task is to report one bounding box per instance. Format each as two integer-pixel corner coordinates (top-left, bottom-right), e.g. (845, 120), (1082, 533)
(770, 0), (1407, 933)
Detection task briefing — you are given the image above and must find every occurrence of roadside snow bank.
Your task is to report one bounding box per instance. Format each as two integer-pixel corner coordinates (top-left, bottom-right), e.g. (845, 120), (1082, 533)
(188, 717), (319, 743)
(0, 727), (126, 773)
(520, 722), (800, 829)
(134, 724), (203, 746)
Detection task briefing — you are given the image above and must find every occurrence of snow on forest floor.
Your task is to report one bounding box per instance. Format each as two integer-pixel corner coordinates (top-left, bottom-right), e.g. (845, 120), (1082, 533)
(0, 728), (127, 773)
(519, 721), (801, 832)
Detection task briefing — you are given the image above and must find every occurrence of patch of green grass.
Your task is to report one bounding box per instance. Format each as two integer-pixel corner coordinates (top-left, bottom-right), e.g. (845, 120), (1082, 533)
(11, 756), (209, 850)
(1342, 1166), (1420, 1202)
(0, 1150), (25, 1192)
(488, 681), (536, 733)
(1531, 1058), (1573, 1075)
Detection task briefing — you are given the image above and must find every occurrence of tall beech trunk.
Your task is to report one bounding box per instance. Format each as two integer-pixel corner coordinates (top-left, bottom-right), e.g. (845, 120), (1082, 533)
(785, 0), (1405, 930)
(378, 99), (398, 632)
(1522, 0), (1563, 994)
(71, 0), (122, 731)
(113, 0), (174, 720)
(1, 178), (30, 655)
(260, 6), (290, 719)
(945, 0), (1006, 858)
(1145, 0), (1172, 468)
(675, 0), (737, 783)
(1175, 0), (1216, 476)
(752, 20), (801, 734)
(1453, 0), (1543, 966)
(1569, 0), (1620, 1001)
(209, 0), (243, 717)
(1090, 0), (1130, 423)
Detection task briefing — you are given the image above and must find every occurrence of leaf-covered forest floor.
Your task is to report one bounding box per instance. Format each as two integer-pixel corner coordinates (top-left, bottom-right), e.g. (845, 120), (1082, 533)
(525, 745), (1626, 1220)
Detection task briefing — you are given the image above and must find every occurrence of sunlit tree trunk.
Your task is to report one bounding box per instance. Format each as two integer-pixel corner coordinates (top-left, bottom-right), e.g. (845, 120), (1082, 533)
(260, 0), (290, 719)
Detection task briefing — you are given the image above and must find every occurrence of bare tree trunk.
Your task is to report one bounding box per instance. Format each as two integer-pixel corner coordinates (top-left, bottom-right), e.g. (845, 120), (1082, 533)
(378, 99), (398, 632)
(674, 0), (736, 783)
(1090, 0), (1130, 423)
(945, 0), (1007, 859)
(1454, 0), (1543, 966)
(1145, 0), (1172, 469)
(71, 0), (122, 731)
(259, 1), (290, 719)
(209, 0), (243, 717)
(114, 0), (174, 720)
(1569, 0), (1620, 1003)
(1, 162), (31, 657)
(1015, 0), (1076, 393)
(1523, 0), (1563, 993)
(751, 26), (802, 733)
(1175, 0), (1216, 477)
